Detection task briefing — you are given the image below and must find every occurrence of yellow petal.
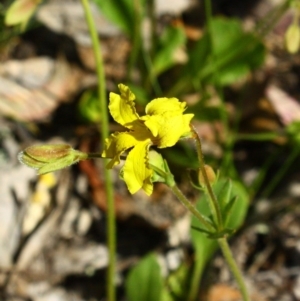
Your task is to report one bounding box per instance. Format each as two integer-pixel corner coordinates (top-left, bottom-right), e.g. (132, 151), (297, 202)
(145, 97), (187, 116)
(143, 113), (194, 147)
(181, 114), (195, 136)
(109, 84), (140, 129)
(102, 132), (139, 169)
(123, 140), (153, 195)
(141, 115), (164, 137)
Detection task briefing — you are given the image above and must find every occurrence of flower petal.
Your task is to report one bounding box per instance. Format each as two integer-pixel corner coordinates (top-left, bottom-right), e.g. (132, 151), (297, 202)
(181, 114), (195, 137)
(141, 115), (164, 137)
(143, 113), (194, 147)
(123, 140), (153, 195)
(109, 84), (140, 129)
(102, 132), (139, 168)
(145, 97), (187, 116)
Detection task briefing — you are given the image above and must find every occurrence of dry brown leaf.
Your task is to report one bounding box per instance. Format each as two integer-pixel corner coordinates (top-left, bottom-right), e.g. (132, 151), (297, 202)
(206, 284), (241, 301)
(0, 57), (88, 121)
(266, 84), (300, 126)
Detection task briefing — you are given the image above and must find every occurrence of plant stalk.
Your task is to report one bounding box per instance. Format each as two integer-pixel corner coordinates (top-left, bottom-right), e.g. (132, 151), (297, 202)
(80, 1), (116, 301)
(218, 238), (250, 301)
(191, 126), (223, 228)
(170, 184), (215, 232)
(127, 0), (142, 81)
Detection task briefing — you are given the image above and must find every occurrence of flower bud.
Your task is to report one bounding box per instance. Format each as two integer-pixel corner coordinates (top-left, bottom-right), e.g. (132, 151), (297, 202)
(285, 23), (300, 54)
(5, 0), (41, 27)
(198, 165), (216, 187)
(18, 144), (88, 174)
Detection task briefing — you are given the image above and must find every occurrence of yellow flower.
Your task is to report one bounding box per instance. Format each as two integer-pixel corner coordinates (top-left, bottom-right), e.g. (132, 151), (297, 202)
(102, 84), (194, 195)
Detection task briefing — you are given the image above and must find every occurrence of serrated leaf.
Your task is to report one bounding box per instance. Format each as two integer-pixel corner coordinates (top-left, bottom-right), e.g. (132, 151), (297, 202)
(188, 178), (249, 300)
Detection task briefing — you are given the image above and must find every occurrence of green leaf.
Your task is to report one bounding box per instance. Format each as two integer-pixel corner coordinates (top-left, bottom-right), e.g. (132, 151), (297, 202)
(78, 90), (101, 123)
(286, 121), (300, 144)
(209, 18), (265, 85)
(198, 178), (249, 230)
(189, 224), (217, 301)
(215, 63), (249, 86)
(93, 0), (145, 36)
(188, 178), (249, 300)
(152, 26), (186, 76)
(211, 35), (265, 85)
(126, 253), (164, 301)
(224, 179), (249, 229)
(160, 263), (190, 301)
(223, 196), (237, 226)
(210, 18), (242, 57)
(185, 33), (210, 79)
(186, 17), (265, 86)
(216, 180), (232, 210)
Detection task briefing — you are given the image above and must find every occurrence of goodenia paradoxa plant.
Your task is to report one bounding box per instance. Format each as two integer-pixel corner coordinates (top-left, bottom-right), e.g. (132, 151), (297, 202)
(19, 83), (250, 301)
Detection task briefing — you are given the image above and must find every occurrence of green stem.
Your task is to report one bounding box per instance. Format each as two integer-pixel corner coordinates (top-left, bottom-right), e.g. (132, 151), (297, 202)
(262, 143), (300, 198)
(87, 153), (102, 159)
(142, 0), (162, 95)
(236, 132), (279, 141)
(191, 126), (223, 229)
(218, 238), (250, 301)
(249, 147), (281, 199)
(148, 0), (157, 57)
(127, 0), (142, 81)
(255, 0), (290, 37)
(170, 184), (215, 232)
(143, 51), (162, 95)
(204, 0), (213, 35)
(80, 2), (116, 301)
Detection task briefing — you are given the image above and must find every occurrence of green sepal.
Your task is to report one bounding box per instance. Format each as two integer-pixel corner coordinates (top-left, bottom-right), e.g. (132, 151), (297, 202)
(148, 150), (176, 187)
